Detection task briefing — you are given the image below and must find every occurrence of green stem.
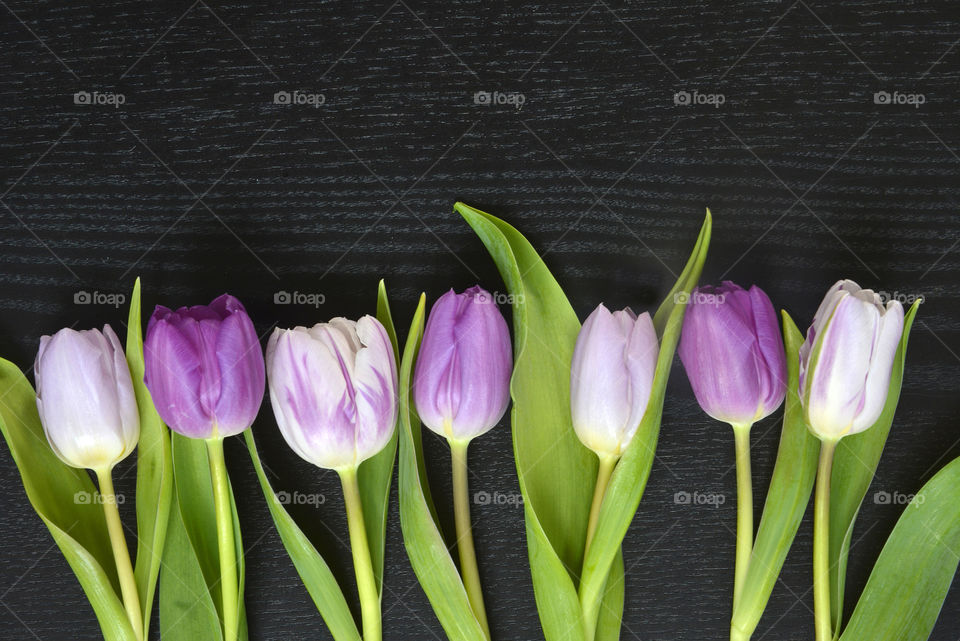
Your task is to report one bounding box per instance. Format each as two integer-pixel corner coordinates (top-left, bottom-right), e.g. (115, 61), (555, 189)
(580, 454), (619, 641)
(814, 439), (838, 641)
(95, 468), (144, 641)
(339, 467), (382, 641)
(206, 438), (239, 641)
(450, 439), (491, 639)
(732, 423), (754, 611)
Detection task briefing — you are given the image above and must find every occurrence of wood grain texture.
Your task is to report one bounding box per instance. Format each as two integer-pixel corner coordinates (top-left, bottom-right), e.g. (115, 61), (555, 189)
(1, 0), (960, 639)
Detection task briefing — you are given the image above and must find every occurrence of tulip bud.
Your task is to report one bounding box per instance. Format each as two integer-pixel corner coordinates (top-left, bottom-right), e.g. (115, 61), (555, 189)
(678, 282), (786, 426)
(35, 325), (140, 471)
(570, 304), (658, 458)
(144, 294), (265, 439)
(266, 316), (398, 470)
(413, 286), (512, 442)
(799, 279), (904, 441)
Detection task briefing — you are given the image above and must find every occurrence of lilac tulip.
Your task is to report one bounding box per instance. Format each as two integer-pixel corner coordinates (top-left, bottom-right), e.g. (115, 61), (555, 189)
(35, 325), (139, 470)
(413, 286), (512, 442)
(678, 282), (787, 426)
(799, 279), (904, 441)
(144, 294), (264, 439)
(570, 304), (659, 457)
(266, 316), (398, 470)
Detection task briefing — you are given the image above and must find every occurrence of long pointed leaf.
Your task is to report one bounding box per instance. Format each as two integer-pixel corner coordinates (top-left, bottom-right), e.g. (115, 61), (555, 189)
(828, 300), (920, 633)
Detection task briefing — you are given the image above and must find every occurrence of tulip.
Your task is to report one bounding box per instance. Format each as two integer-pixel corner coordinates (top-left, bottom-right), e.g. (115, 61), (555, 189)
(144, 293), (264, 641)
(678, 282), (786, 426)
(34, 324), (144, 639)
(144, 294), (265, 439)
(799, 279), (905, 442)
(266, 315), (398, 641)
(413, 285), (512, 442)
(677, 282), (786, 611)
(800, 279), (905, 641)
(570, 304), (659, 458)
(35, 325), (139, 471)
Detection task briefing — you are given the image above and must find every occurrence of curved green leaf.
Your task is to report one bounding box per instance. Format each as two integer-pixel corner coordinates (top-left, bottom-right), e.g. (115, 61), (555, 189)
(828, 300), (920, 634)
(398, 294), (487, 641)
(457, 202), (593, 641)
(126, 278), (173, 640)
(578, 210), (711, 637)
(839, 454), (960, 641)
(730, 312), (820, 639)
(0, 359), (136, 641)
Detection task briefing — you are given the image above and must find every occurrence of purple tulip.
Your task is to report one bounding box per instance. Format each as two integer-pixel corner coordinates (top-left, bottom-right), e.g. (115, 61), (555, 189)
(144, 294), (264, 439)
(35, 325), (140, 470)
(799, 279), (904, 440)
(678, 282), (787, 426)
(570, 304), (659, 457)
(413, 286), (512, 442)
(266, 316), (398, 470)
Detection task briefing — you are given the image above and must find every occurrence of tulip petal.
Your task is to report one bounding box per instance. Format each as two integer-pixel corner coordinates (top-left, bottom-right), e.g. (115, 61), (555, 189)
(214, 309), (265, 436)
(354, 316), (398, 464)
(144, 319), (210, 438)
(850, 301), (904, 433)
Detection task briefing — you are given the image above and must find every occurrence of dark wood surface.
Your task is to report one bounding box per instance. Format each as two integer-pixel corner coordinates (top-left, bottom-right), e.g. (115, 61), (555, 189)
(2, 1), (960, 639)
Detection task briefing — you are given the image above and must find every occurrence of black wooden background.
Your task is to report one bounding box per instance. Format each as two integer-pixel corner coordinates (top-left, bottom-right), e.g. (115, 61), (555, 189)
(2, 1), (960, 639)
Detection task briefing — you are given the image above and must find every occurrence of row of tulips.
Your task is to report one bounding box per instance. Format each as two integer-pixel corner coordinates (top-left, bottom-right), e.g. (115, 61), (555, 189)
(4, 204), (938, 641)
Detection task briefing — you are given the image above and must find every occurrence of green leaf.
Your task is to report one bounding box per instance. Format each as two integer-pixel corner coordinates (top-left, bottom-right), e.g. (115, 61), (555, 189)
(828, 300), (920, 634)
(126, 278), (174, 640)
(730, 312), (820, 639)
(594, 551), (624, 641)
(0, 360), (136, 641)
(839, 454), (960, 641)
(160, 433), (247, 641)
(358, 279), (400, 593)
(578, 210), (712, 636)
(456, 202), (594, 641)
(244, 431), (361, 641)
(398, 294), (488, 641)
